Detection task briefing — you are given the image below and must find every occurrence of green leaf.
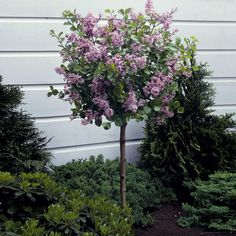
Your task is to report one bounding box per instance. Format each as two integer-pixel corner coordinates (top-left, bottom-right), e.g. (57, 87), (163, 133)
(7, 207), (16, 215)
(118, 9), (125, 15)
(143, 106), (152, 115)
(105, 9), (111, 13)
(173, 101), (181, 109)
(114, 117), (124, 127)
(102, 122), (111, 130)
(192, 65), (199, 71)
(177, 107), (184, 114)
(154, 106), (160, 112)
(95, 119), (102, 127)
(125, 8), (132, 14)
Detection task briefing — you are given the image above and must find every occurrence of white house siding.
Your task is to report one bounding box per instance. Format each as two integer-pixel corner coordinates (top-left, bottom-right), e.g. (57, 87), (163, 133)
(0, 0), (236, 165)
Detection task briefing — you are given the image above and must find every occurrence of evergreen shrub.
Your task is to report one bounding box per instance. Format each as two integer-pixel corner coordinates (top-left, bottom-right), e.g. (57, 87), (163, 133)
(0, 76), (51, 173)
(178, 172), (236, 232)
(139, 38), (236, 196)
(51, 155), (176, 226)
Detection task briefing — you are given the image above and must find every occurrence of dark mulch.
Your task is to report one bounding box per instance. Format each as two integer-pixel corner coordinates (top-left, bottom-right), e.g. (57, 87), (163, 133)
(135, 205), (236, 236)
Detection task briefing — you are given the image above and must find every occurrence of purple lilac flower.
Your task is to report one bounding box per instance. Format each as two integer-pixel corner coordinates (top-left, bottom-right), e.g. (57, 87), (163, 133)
(110, 31), (124, 47)
(161, 106), (174, 118)
(76, 38), (93, 54)
(130, 63), (138, 74)
(131, 43), (143, 53)
(92, 96), (114, 118)
(124, 54), (133, 62)
(145, 0), (155, 16)
(129, 10), (144, 21)
(143, 74), (166, 97)
(138, 99), (146, 107)
(157, 9), (176, 30)
(143, 33), (160, 45)
(82, 13), (98, 37)
(166, 58), (178, 73)
(65, 73), (84, 85)
(104, 108), (114, 118)
(55, 67), (65, 75)
(90, 76), (109, 97)
(66, 32), (79, 43)
(134, 56), (146, 69)
(107, 54), (126, 76)
(122, 91), (138, 113)
(84, 46), (102, 62)
(162, 93), (175, 105)
(150, 86), (160, 97)
(112, 19), (125, 30)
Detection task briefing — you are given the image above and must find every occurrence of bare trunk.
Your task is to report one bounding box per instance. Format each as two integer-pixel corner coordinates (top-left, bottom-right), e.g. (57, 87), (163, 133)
(120, 123), (127, 208)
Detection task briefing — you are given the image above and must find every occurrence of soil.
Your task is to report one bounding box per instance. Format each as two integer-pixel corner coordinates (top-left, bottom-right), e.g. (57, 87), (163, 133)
(135, 205), (236, 236)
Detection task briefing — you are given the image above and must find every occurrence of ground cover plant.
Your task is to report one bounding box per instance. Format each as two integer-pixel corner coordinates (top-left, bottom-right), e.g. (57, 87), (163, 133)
(139, 38), (236, 198)
(0, 172), (133, 235)
(0, 76), (51, 174)
(51, 155), (176, 226)
(178, 172), (236, 232)
(48, 0), (190, 207)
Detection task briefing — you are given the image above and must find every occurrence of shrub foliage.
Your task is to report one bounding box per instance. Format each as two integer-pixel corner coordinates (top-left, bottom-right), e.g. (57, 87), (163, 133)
(0, 76), (51, 173)
(0, 172), (133, 235)
(178, 172), (236, 232)
(51, 155), (176, 226)
(139, 39), (236, 194)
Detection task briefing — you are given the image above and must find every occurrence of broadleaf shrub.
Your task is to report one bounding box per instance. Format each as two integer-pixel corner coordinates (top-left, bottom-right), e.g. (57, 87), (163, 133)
(0, 172), (133, 235)
(178, 172), (236, 232)
(0, 76), (51, 173)
(51, 155), (176, 226)
(139, 38), (236, 197)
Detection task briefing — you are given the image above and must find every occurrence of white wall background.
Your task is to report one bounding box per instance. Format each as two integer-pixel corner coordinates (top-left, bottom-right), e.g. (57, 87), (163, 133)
(0, 0), (236, 165)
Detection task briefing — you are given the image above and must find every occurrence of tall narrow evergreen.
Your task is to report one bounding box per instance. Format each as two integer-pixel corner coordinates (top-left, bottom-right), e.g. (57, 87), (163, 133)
(0, 76), (51, 173)
(139, 39), (236, 194)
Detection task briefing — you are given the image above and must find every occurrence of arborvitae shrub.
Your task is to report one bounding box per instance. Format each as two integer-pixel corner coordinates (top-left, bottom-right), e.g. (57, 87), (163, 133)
(51, 155), (176, 226)
(139, 39), (236, 197)
(0, 172), (133, 235)
(178, 172), (236, 232)
(0, 76), (51, 173)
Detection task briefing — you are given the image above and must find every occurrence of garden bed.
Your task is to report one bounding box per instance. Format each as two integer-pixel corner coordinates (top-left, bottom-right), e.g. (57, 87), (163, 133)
(135, 205), (236, 236)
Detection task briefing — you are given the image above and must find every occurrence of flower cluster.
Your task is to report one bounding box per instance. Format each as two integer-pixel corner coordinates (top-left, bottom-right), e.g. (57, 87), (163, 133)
(52, 0), (181, 127)
(143, 73), (172, 98)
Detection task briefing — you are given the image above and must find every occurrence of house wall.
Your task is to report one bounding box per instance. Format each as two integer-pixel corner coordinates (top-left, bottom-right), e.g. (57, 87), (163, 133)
(0, 0), (236, 165)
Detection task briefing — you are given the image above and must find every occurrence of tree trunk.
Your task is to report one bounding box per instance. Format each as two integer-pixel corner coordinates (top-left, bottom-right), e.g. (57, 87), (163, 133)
(120, 122), (127, 208)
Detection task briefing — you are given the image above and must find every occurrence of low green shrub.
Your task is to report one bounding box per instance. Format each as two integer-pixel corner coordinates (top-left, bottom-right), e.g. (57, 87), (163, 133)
(0, 172), (133, 235)
(178, 172), (236, 232)
(51, 155), (176, 226)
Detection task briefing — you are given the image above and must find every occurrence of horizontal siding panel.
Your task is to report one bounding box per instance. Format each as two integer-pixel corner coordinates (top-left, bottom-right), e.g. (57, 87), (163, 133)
(213, 106), (236, 117)
(35, 118), (144, 149)
(50, 141), (140, 166)
(22, 87), (71, 117)
(1, 21), (236, 51)
(1, 0), (236, 22)
(213, 82), (236, 106)
(197, 52), (236, 78)
(0, 53), (61, 85)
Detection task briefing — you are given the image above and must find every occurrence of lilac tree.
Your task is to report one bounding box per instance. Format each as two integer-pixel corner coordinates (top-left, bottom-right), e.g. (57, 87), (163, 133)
(49, 0), (183, 207)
